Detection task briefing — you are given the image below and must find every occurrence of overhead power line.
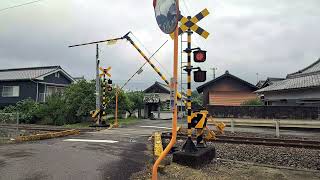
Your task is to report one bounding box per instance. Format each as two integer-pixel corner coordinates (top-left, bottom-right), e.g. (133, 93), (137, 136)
(0, 0), (46, 12)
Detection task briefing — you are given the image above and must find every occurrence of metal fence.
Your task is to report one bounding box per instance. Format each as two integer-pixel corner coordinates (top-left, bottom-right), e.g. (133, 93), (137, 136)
(0, 113), (19, 143)
(0, 112), (19, 125)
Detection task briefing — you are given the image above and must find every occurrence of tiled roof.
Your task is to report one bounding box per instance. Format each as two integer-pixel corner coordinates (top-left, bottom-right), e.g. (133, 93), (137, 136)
(256, 80), (266, 88)
(259, 77), (285, 89)
(144, 81), (171, 93)
(256, 58), (320, 92)
(0, 66), (60, 81)
(256, 74), (320, 92)
(287, 58), (320, 78)
(156, 81), (171, 92)
(197, 70), (258, 93)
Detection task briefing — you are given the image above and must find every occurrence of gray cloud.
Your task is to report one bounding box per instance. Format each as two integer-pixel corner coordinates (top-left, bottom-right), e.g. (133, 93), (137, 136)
(0, 0), (319, 90)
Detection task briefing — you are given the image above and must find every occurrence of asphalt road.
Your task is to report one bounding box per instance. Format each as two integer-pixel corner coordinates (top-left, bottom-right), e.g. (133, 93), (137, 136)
(1, 119), (319, 180)
(0, 119), (172, 180)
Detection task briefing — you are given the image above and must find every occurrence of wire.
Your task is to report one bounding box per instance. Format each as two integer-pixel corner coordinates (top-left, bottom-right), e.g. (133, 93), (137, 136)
(181, 0), (191, 15)
(130, 32), (172, 77)
(0, 0), (46, 12)
(121, 40), (168, 89)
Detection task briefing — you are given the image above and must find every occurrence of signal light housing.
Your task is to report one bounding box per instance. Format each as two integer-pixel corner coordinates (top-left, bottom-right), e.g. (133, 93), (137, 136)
(193, 50), (207, 63)
(194, 70), (207, 82)
(107, 85), (113, 92)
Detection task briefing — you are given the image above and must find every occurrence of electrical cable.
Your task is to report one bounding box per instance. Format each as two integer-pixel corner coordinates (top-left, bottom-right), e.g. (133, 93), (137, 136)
(130, 32), (172, 77)
(0, 0), (46, 12)
(120, 39), (168, 90)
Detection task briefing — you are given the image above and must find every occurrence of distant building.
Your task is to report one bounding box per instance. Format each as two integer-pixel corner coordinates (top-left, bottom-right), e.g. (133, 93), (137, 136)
(143, 81), (185, 119)
(0, 66), (74, 107)
(256, 80), (266, 89)
(73, 76), (85, 82)
(256, 58), (320, 106)
(257, 77), (285, 89)
(196, 70), (258, 106)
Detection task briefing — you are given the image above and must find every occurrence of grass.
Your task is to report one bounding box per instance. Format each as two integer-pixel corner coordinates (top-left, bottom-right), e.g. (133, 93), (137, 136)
(110, 117), (139, 126)
(63, 121), (92, 129)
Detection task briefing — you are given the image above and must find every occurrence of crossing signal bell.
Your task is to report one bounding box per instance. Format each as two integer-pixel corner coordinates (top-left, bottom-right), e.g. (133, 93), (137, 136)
(193, 50), (206, 63)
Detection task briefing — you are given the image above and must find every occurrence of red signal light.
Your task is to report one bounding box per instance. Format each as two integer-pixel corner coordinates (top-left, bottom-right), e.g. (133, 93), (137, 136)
(193, 50), (207, 62)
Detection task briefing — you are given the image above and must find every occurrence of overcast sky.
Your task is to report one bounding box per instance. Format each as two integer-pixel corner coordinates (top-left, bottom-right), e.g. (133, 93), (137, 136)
(1, 0), (319, 90)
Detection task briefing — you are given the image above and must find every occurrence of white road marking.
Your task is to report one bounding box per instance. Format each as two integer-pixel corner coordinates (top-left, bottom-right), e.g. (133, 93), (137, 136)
(63, 139), (118, 143)
(140, 126), (172, 130)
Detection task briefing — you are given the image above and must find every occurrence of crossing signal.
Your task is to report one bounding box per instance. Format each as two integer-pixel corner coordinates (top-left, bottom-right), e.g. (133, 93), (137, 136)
(194, 50), (206, 62)
(107, 85), (112, 92)
(194, 69), (207, 82)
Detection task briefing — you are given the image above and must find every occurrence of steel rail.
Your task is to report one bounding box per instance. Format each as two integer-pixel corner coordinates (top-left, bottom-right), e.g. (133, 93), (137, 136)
(161, 133), (320, 149)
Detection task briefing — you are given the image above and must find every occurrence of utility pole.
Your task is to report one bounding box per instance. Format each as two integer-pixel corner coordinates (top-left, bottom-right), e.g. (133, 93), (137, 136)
(256, 72), (259, 84)
(210, 67), (217, 79)
(69, 37), (123, 126)
(96, 44), (101, 123)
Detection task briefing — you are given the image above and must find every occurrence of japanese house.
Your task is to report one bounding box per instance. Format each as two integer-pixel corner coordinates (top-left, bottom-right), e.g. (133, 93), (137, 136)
(143, 81), (185, 119)
(0, 66), (74, 107)
(196, 70), (258, 106)
(256, 58), (320, 106)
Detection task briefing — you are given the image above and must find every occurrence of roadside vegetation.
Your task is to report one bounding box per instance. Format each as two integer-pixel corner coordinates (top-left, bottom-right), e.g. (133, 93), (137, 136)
(241, 98), (264, 106)
(0, 80), (144, 126)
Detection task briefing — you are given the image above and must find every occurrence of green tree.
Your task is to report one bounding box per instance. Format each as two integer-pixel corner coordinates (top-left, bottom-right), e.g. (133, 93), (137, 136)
(126, 91), (144, 117)
(64, 80), (96, 123)
(105, 87), (131, 115)
(191, 91), (203, 109)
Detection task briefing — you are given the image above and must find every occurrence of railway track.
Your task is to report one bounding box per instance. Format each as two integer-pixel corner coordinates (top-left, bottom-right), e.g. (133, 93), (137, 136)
(161, 133), (320, 149)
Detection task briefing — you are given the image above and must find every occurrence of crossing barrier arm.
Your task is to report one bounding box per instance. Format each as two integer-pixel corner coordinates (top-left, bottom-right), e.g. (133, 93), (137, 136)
(122, 33), (183, 100)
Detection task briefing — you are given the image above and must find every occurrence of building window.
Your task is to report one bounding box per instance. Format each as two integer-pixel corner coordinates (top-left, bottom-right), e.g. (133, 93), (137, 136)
(2, 86), (20, 97)
(47, 86), (56, 96)
(55, 72), (60, 78)
(56, 87), (65, 94)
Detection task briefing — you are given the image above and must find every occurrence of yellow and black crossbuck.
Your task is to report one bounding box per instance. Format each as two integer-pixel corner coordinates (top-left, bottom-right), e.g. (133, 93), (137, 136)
(170, 8), (210, 39)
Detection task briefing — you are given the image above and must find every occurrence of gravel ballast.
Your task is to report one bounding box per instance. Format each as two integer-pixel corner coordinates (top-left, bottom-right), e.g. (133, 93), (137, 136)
(213, 142), (320, 170)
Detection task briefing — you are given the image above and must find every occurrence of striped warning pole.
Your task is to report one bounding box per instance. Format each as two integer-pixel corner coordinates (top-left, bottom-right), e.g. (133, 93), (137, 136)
(126, 37), (170, 85)
(186, 18), (193, 138)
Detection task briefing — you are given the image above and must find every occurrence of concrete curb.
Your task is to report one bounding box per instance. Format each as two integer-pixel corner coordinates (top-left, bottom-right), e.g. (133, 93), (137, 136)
(15, 129), (80, 142)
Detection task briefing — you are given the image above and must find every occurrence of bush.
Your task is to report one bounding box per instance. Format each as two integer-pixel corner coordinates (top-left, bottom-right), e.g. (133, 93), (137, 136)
(241, 98), (263, 106)
(64, 80), (95, 123)
(0, 80), (145, 125)
(36, 94), (68, 126)
(1, 99), (40, 124)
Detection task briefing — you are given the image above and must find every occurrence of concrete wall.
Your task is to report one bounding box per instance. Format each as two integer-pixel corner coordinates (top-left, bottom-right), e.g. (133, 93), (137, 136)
(207, 105), (319, 119)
